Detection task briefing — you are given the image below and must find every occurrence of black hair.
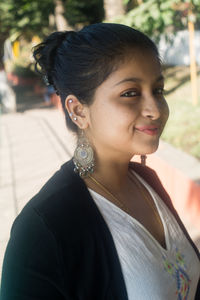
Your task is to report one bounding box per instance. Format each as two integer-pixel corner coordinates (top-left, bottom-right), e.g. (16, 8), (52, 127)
(33, 23), (160, 133)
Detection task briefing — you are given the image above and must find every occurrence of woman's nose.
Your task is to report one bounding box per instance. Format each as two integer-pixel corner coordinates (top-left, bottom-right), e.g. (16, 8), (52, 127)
(141, 94), (161, 120)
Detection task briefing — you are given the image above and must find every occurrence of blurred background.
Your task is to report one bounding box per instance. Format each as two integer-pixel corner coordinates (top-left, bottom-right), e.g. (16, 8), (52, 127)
(0, 0), (200, 275)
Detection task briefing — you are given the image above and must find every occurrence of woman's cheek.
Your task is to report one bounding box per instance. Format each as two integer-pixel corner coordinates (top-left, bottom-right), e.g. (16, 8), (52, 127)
(163, 100), (169, 122)
(158, 97), (169, 118)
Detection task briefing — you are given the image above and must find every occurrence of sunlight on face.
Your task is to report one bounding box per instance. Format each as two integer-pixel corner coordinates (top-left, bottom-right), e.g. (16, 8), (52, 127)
(86, 49), (169, 162)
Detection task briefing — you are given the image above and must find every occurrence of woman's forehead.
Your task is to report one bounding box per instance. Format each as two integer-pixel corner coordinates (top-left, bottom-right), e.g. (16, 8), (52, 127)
(102, 52), (163, 87)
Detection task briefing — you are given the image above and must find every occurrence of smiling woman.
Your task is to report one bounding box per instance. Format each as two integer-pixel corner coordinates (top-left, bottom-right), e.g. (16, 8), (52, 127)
(1, 23), (200, 300)
(82, 51), (169, 161)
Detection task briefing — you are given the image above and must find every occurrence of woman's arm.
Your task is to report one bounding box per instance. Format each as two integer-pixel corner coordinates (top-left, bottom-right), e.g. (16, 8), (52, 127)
(0, 205), (67, 300)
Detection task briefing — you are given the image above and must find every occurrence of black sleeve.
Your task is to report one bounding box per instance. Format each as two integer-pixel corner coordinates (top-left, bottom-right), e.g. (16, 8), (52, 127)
(195, 278), (200, 300)
(0, 206), (67, 300)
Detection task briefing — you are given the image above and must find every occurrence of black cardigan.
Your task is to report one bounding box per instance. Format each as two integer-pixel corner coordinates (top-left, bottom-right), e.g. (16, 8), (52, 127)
(1, 159), (199, 299)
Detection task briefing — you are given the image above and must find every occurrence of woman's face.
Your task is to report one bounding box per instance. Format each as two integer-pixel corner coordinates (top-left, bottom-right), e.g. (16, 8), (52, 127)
(85, 49), (169, 161)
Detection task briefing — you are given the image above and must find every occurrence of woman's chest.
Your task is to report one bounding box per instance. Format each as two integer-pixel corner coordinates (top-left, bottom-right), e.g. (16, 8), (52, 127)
(109, 219), (200, 300)
(91, 190), (200, 299)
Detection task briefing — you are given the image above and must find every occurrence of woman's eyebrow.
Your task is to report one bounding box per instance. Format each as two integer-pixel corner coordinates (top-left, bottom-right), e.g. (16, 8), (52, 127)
(114, 77), (142, 86)
(114, 75), (164, 86)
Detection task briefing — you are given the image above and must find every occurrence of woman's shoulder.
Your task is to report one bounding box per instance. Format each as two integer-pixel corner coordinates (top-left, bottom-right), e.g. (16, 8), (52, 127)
(13, 159), (96, 242)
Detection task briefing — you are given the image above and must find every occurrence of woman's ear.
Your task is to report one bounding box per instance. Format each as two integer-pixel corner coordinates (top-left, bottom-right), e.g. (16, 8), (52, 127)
(65, 95), (89, 129)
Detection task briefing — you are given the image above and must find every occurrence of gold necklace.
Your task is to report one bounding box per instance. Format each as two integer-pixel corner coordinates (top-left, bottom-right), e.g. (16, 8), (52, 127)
(88, 174), (129, 213)
(127, 171), (163, 227)
(88, 172), (163, 228)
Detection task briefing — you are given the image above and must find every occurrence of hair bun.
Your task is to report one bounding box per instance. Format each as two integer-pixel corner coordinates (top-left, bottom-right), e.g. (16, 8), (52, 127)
(33, 31), (75, 91)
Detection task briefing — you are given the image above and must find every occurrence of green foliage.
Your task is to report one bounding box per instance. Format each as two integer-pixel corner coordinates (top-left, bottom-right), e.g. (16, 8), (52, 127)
(162, 98), (200, 160)
(114, 0), (200, 40)
(0, 0), (54, 39)
(161, 66), (200, 160)
(65, 0), (104, 27)
(0, 0), (104, 40)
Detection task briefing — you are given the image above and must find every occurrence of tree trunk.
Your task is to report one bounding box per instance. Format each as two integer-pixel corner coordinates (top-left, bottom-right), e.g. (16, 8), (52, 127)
(104, 0), (125, 21)
(54, 0), (72, 31)
(49, 13), (56, 31)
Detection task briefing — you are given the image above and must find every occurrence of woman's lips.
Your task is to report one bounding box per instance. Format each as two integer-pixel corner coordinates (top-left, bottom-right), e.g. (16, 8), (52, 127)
(135, 126), (159, 136)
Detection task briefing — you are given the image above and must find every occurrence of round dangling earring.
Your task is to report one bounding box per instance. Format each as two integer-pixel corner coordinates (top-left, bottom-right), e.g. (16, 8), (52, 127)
(73, 130), (95, 177)
(140, 155), (147, 166)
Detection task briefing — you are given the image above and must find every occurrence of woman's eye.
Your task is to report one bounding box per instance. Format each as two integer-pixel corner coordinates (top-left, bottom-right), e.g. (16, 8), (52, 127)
(154, 87), (165, 95)
(121, 90), (138, 97)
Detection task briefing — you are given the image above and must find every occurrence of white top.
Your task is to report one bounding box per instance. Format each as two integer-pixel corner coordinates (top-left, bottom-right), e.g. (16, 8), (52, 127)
(88, 170), (200, 300)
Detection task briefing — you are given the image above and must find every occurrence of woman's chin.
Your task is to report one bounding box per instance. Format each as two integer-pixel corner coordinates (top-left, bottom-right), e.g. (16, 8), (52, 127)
(133, 141), (160, 156)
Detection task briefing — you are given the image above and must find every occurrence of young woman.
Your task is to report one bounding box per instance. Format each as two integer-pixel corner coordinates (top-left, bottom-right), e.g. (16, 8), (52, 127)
(1, 23), (199, 300)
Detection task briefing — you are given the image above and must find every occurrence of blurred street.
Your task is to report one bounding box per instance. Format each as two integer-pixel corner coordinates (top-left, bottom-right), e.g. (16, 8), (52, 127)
(0, 102), (76, 274)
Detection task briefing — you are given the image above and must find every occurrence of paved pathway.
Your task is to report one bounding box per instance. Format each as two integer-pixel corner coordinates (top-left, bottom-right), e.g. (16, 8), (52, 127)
(0, 105), (199, 276)
(0, 106), (76, 274)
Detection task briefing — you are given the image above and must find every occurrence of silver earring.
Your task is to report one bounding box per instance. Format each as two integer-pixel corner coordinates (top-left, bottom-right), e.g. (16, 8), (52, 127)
(141, 155), (147, 166)
(73, 131), (95, 177)
(68, 99), (73, 103)
(69, 112), (77, 121)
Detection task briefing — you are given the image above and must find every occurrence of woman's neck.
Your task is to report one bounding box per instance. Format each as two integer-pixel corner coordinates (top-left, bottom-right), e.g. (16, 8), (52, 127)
(84, 155), (133, 193)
